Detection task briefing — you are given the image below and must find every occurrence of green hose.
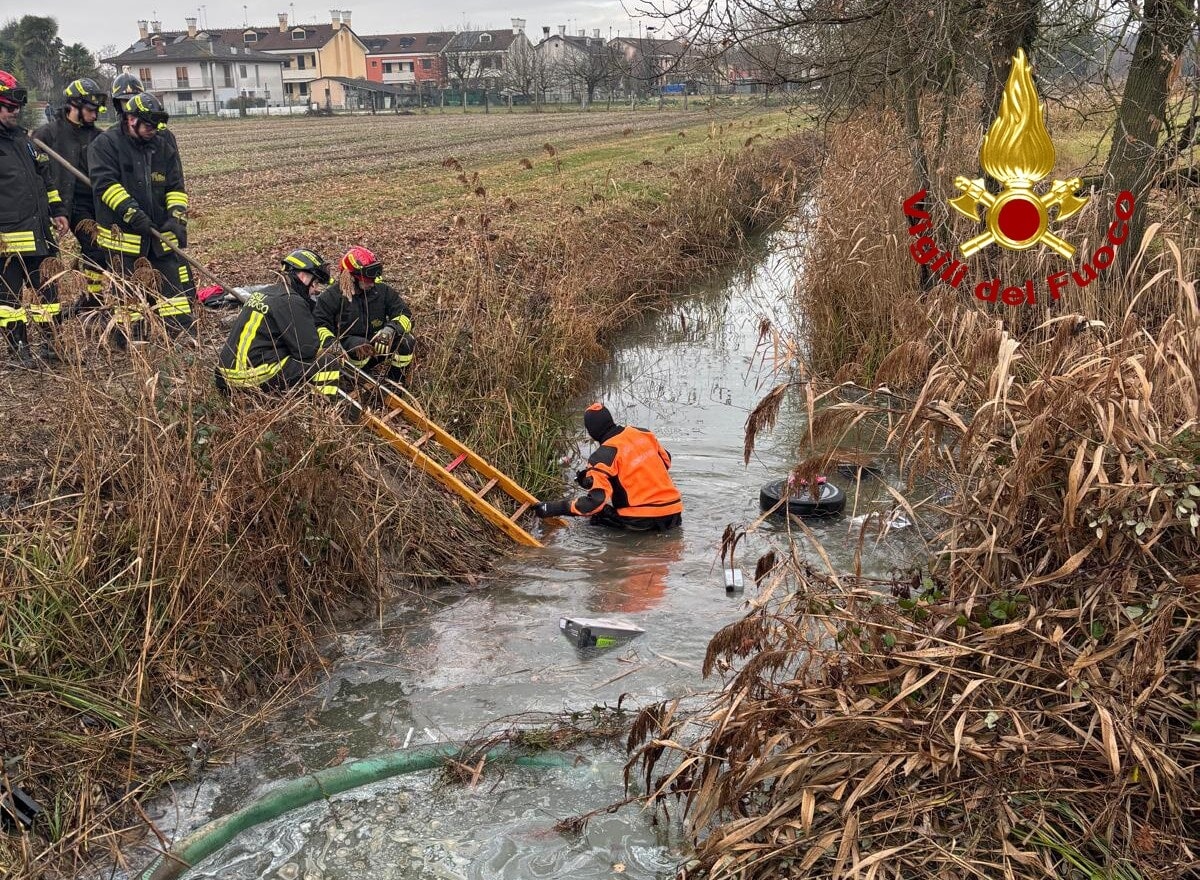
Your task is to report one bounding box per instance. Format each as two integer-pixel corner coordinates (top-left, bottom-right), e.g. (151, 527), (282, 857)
(135, 744), (572, 880)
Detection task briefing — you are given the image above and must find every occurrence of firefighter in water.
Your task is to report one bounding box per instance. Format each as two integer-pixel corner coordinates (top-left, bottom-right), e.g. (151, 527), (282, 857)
(0, 69), (69, 364)
(534, 403), (683, 531)
(88, 91), (195, 337)
(34, 78), (108, 305)
(314, 246), (415, 384)
(215, 249), (341, 397)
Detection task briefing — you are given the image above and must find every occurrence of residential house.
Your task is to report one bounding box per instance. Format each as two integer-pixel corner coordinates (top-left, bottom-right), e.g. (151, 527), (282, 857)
(361, 31), (454, 100)
(534, 26), (612, 103)
(104, 18), (284, 113)
(609, 36), (693, 97)
(441, 20), (533, 101)
(115, 11), (368, 106)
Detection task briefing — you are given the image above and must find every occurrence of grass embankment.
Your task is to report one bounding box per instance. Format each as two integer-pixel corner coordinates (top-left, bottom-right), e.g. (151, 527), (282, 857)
(627, 102), (1200, 878)
(0, 108), (815, 878)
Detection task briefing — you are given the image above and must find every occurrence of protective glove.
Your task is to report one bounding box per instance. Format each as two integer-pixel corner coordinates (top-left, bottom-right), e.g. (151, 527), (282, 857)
(161, 217), (187, 247)
(124, 209), (155, 237)
(574, 468), (592, 488)
(371, 325), (397, 356)
(533, 499), (569, 519)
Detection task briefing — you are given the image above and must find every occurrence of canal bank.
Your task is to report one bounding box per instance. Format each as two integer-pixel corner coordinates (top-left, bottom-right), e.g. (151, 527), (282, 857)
(113, 225), (924, 880)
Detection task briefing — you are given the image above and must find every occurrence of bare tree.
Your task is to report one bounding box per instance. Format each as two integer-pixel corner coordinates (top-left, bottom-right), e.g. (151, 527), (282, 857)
(558, 40), (620, 108)
(443, 27), (485, 113)
(503, 38), (542, 108)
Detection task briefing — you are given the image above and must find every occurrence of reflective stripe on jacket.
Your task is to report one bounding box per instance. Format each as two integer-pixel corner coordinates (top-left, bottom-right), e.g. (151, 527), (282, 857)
(217, 281), (321, 387)
(88, 125), (185, 254)
(571, 426), (682, 519)
(312, 281), (413, 352)
(0, 124), (63, 257)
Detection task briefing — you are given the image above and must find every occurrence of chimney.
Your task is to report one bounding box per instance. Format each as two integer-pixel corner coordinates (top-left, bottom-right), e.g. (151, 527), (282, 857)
(558, 25), (566, 37)
(150, 20), (162, 33)
(137, 20), (149, 40)
(578, 29), (585, 37)
(331, 9), (341, 30)
(340, 10), (351, 29)
(278, 13), (289, 32)
(542, 26), (550, 38)
(594, 28), (600, 39)
(511, 18), (525, 35)
(186, 17), (197, 38)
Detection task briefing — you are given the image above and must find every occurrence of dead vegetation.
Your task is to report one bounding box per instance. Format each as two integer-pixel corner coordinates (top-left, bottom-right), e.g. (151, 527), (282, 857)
(626, 107), (1200, 879)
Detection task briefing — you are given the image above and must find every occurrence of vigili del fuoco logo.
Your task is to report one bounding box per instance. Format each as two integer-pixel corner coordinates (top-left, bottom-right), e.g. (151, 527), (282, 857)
(902, 49), (1135, 306)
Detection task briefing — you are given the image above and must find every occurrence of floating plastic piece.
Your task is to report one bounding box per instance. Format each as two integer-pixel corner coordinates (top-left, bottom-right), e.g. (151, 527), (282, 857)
(724, 568), (744, 592)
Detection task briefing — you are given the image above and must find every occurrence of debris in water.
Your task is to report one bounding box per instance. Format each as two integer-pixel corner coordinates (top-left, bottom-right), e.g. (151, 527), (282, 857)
(560, 617), (644, 652)
(724, 568), (745, 593)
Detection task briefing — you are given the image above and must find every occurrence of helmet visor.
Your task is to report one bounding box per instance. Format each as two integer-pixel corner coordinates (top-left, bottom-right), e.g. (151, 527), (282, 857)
(79, 93), (108, 109)
(356, 262), (384, 280)
(0, 87), (28, 108)
(134, 109), (170, 127)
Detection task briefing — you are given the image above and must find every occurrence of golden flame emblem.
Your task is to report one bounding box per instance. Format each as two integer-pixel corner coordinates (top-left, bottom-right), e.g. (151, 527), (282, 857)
(949, 50), (1087, 258)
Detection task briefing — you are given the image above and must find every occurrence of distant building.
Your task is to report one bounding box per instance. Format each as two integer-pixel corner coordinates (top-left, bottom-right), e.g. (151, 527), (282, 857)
(535, 27), (610, 103)
(109, 11), (368, 108)
(104, 18), (283, 113)
(442, 21), (534, 99)
(609, 36), (693, 96)
(361, 31), (454, 98)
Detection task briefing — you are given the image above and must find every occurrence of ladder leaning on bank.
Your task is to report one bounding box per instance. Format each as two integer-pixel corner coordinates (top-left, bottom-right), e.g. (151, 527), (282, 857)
(338, 364), (556, 548)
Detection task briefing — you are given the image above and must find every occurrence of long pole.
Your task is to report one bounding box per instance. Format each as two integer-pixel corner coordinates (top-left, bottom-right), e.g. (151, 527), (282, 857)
(30, 133), (240, 294)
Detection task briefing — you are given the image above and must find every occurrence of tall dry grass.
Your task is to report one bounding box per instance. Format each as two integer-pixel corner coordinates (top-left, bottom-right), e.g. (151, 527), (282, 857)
(0, 132), (819, 879)
(626, 111), (1199, 879)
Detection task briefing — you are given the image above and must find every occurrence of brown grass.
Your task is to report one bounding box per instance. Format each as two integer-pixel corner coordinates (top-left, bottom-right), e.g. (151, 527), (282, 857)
(626, 106), (1200, 878)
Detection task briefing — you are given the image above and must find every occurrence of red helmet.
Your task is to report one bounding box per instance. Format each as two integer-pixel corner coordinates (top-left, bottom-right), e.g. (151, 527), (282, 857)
(0, 70), (28, 109)
(340, 246), (383, 280)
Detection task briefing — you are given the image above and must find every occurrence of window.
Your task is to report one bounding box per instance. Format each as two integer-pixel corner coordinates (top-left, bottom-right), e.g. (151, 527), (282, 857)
(239, 64), (248, 78)
(481, 56), (492, 69)
(138, 67), (152, 84)
(402, 62), (413, 72)
(298, 82), (308, 95)
(175, 66), (190, 87)
(297, 54), (306, 69)
(177, 91), (193, 101)
(243, 30), (258, 43)
(222, 64), (234, 87)
(283, 57), (292, 68)
(421, 58), (431, 70)
(291, 28), (307, 41)
(371, 59), (378, 66)
(383, 62), (393, 72)
(479, 33), (492, 44)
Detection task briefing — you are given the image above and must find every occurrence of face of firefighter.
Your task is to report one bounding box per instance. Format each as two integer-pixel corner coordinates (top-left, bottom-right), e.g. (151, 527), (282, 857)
(0, 102), (20, 130)
(126, 115), (158, 142)
(69, 103), (100, 126)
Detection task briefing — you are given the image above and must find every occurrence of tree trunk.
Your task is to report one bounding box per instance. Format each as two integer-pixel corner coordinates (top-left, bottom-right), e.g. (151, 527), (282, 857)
(1103, 0), (1195, 253)
(981, 0), (1039, 193)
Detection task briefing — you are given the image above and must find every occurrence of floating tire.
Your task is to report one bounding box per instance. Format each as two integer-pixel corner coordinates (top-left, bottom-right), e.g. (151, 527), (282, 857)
(759, 478), (846, 518)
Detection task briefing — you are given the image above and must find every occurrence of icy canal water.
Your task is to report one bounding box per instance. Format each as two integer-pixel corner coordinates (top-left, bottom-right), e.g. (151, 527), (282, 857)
(120, 229), (925, 880)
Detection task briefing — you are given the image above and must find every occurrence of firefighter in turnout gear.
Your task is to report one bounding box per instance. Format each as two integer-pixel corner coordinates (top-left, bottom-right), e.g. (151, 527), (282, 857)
(534, 403), (683, 531)
(0, 70), (70, 365)
(314, 246), (414, 384)
(88, 91), (195, 336)
(34, 78), (107, 304)
(215, 249), (341, 396)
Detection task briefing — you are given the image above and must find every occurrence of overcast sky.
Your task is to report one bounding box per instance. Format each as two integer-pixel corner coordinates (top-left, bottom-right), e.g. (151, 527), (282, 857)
(36, 0), (665, 56)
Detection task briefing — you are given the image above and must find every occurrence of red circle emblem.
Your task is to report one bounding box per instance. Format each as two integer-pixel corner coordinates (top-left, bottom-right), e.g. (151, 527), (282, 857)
(997, 197), (1041, 243)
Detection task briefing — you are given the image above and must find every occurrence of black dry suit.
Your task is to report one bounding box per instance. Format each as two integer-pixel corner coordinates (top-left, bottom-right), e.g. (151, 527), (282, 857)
(312, 280), (414, 377)
(216, 278), (340, 396)
(33, 109), (106, 295)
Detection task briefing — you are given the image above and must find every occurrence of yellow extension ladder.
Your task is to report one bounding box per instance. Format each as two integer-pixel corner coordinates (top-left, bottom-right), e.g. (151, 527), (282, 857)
(339, 366), (551, 548)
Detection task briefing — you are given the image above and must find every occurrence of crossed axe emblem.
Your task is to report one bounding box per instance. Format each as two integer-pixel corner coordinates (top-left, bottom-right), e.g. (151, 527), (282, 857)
(949, 176), (1088, 259)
